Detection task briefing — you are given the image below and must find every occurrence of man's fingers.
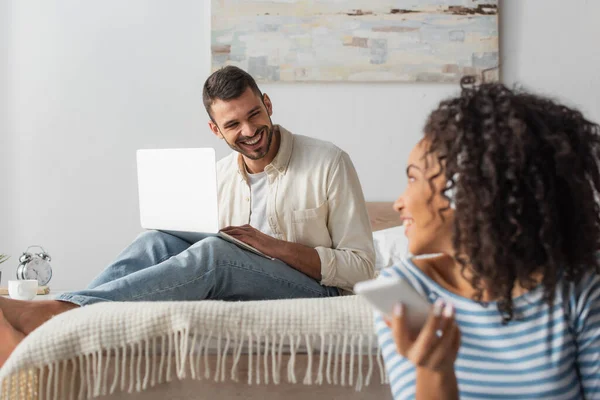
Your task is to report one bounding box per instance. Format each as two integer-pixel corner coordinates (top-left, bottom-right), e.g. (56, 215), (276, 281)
(221, 225), (253, 232)
(220, 227), (243, 235)
(229, 232), (257, 246)
(237, 224), (255, 232)
(221, 227), (249, 235)
(227, 231), (247, 240)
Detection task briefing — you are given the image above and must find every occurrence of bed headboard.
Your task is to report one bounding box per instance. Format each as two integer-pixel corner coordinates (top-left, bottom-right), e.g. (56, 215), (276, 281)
(366, 202), (401, 232)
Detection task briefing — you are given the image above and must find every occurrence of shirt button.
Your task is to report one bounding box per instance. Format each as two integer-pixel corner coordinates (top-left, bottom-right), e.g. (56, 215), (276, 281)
(245, 197), (250, 202)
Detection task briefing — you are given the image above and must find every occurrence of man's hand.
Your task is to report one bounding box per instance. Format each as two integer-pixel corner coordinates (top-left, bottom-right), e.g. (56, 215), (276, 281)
(219, 224), (322, 280)
(220, 224), (279, 258)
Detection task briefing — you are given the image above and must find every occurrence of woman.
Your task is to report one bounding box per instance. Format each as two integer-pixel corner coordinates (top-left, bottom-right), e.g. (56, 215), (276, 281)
(377, 78), (600, 400)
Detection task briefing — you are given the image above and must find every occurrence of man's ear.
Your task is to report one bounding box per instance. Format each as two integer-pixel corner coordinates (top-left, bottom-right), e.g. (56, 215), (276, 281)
(208, 120), (222, 139)
(262, 93), (273, 117)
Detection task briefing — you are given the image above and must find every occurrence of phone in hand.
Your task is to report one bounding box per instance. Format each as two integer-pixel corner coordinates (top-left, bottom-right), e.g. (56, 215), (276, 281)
(354, 276), (431, 334)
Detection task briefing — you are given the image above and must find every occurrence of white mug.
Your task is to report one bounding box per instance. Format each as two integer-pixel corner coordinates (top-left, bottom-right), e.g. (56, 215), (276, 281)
(8, 280), (38, 300)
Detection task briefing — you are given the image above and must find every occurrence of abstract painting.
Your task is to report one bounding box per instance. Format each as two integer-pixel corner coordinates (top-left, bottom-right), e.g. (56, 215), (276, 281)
(211, 1), (499, 82)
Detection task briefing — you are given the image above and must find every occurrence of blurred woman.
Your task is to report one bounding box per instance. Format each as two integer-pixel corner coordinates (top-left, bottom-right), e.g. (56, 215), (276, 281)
(376, 78), (600, 399)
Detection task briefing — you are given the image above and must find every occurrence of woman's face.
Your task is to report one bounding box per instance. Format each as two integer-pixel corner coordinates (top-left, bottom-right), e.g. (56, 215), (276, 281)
(394, 140), (455, 256)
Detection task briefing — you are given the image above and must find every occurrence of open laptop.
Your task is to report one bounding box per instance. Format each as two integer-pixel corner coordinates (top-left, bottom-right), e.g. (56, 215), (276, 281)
(136, 148), (273, 260)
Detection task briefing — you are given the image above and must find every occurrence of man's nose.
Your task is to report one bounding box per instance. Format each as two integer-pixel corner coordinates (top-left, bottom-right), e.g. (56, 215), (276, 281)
(240, 122), (256, 137)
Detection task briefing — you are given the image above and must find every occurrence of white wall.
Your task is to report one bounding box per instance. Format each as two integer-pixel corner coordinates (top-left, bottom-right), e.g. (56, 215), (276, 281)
(2, 0), (599, 290)
(0, 1), (13, 279)
(500, 1), (600, 122)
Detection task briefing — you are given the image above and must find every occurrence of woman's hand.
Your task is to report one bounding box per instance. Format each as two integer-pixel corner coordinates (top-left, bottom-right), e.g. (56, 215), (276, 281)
(386, 299), (461, 399)
(388, 298), (461, 371)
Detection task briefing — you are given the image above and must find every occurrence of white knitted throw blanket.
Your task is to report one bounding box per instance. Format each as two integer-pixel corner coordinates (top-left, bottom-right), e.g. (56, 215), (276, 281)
(0, 296), (387, 400)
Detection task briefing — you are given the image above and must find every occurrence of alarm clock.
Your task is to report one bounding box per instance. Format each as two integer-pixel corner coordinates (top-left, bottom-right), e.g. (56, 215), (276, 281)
(16, 245), (53, 286)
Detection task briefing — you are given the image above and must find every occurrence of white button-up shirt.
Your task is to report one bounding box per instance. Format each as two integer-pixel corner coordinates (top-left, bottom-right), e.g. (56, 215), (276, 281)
(216, 125), (375, 292)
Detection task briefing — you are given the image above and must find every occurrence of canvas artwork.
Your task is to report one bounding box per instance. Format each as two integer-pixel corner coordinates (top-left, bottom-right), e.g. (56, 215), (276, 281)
(211, 0), (499, 83)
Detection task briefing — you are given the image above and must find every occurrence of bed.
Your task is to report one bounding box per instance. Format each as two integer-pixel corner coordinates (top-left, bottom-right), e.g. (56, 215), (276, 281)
(0, 202), (404, 400)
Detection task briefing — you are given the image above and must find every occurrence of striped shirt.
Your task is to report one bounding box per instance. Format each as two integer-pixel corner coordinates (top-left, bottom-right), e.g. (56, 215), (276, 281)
(374, 258), (600, 400)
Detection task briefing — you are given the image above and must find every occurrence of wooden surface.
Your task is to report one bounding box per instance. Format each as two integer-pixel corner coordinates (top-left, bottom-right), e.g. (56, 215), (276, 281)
(366, 202), (401, 232)
(0, 285), (50, 296)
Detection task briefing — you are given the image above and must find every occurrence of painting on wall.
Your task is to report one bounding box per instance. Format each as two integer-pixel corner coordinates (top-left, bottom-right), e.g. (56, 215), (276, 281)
(211, 1), (499, 83)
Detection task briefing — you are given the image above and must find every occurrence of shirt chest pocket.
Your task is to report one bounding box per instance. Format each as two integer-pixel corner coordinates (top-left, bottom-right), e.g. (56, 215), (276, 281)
(291, 201), (332, 248)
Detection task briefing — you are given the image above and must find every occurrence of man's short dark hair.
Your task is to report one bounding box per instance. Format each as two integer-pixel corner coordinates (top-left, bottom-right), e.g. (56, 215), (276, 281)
(203, 66), (263, 120)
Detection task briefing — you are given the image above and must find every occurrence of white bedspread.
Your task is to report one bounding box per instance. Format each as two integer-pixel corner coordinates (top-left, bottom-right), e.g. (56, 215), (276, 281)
(0, 296), (387, 400)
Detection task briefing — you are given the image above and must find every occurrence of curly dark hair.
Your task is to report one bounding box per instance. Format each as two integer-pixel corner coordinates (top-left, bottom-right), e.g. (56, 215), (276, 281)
(423, 77), (600, 322)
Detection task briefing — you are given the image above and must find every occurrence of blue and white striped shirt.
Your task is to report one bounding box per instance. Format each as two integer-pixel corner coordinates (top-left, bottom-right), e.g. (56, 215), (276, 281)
(375, 258), (600, 399)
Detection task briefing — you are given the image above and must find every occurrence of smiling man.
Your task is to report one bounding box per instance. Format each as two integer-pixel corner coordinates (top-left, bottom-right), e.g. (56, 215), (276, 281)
(0, 66), (375, 366)
(206, 66), (375, 287)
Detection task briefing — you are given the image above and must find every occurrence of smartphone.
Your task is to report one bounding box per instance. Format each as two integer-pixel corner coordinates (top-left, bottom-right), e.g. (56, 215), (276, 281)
(354, 276), (431, 334)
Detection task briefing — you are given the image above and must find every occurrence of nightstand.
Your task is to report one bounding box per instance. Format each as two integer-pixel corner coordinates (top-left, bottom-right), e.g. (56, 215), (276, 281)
(1, 291), (68, 301)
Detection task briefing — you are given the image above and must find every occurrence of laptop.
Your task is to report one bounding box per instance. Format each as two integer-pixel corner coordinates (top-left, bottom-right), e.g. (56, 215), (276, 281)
(135, 148), (274, 260)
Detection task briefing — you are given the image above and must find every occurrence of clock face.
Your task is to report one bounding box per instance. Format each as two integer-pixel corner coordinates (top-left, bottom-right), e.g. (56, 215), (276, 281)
(24, 257), (52, 286)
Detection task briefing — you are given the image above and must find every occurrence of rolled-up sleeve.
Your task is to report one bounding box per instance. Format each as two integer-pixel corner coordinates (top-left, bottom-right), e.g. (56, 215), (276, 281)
(316, 151), (375, 292)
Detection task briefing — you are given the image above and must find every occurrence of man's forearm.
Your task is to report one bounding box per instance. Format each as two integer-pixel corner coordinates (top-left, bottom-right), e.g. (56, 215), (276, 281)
(271, 240), (321, 280)
(416, 368), (459, 400)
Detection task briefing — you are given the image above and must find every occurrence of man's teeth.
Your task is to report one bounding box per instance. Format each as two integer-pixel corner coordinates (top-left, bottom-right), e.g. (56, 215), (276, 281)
(403, 220), (413, 227)
(243, 134), (261, 145)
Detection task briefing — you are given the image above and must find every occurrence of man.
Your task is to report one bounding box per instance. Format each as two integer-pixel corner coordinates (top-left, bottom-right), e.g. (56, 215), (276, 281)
(0, 66), (375, 366)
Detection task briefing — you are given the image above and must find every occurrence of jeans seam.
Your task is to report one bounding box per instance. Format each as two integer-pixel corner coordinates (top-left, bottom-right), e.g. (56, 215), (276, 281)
(156, 253), (175, 264)
(88, 253), (176, 290)
(128, 267), (216, 301)
(55, 294), (95, 307)
(215, 259), (329, 297)
(130, 259), (329, 300)
(129, 247), (195, 298)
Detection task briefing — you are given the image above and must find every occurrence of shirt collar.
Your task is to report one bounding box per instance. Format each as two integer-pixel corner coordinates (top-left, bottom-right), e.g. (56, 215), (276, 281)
(237, 124), (293, 181)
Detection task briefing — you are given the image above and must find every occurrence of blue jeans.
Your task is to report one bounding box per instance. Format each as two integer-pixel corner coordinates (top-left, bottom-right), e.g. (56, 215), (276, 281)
(56, 231), (339, 306)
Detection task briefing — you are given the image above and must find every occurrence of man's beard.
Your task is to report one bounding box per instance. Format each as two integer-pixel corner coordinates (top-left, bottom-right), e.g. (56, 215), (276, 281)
(224, 123), (275, 161)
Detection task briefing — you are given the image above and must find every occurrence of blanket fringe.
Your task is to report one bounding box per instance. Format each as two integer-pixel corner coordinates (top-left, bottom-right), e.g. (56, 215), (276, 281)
(0, 330), (388, 400)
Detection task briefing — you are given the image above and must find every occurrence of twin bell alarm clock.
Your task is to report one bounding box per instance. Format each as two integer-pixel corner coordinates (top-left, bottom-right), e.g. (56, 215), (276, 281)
(16, 245), (53, 286)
